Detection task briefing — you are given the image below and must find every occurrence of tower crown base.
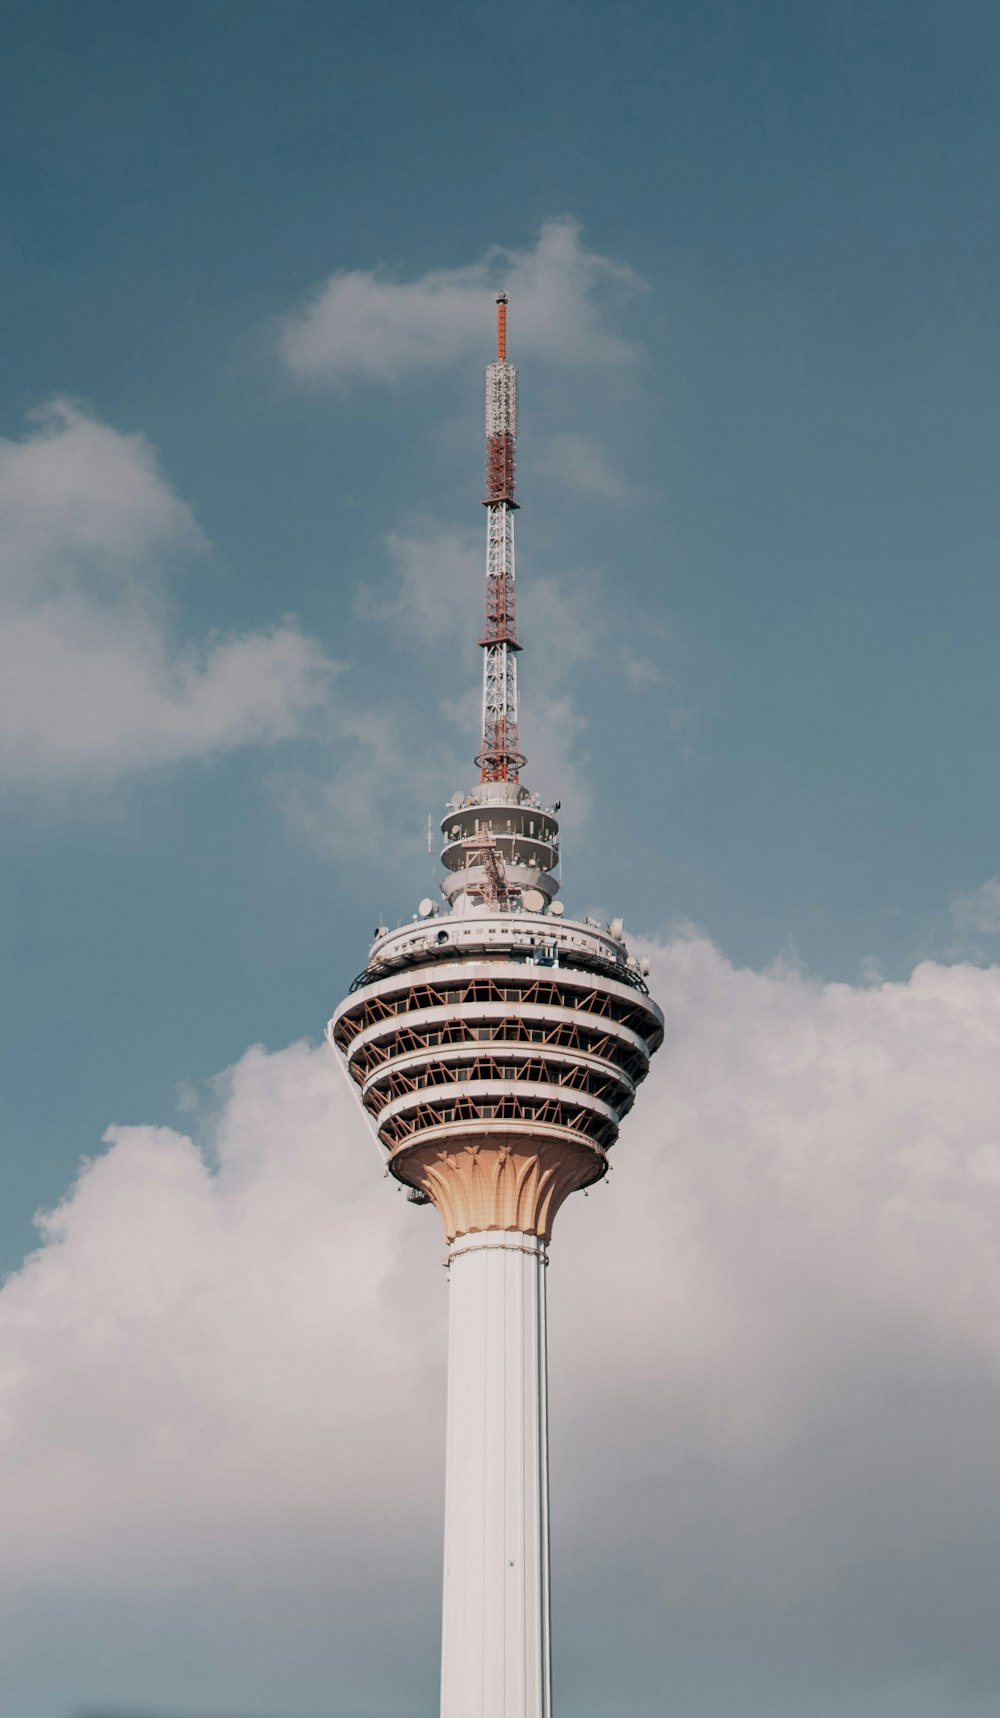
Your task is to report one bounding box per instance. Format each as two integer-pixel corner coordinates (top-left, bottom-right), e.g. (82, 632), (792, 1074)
(396, 1130), (604, 1243)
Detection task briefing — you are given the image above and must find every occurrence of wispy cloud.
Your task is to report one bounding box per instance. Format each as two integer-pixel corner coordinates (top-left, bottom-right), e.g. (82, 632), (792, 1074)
(620, 644), (663, 691)
(0, 402), (336, 781)
(357, 521), (603, 832)
(349, 518), (695, 838)
(273, 697), (463, 866)
(278, 217), (647, 384)
(359, 523), (481, 647)
(367, 521), (604, 686)
(951, 875), (1000, 937)
(539, 432), (624, 498)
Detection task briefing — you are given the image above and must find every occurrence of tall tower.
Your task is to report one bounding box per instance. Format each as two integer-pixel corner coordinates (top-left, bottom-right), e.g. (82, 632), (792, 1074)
(328, 295), (663, 1718)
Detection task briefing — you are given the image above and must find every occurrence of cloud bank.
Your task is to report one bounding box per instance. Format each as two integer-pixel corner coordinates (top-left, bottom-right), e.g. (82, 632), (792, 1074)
(2, 938), (1000, 1716)
(279, 217), (647, 383)
(0, 402), (335, 780)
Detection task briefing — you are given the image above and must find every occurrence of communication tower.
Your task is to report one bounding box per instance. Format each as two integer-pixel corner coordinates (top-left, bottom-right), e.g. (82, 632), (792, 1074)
(329, 295), (663, 1718)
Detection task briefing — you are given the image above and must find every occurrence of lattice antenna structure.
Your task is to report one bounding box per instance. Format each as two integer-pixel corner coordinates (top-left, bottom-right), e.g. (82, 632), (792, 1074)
(476, 291), (526, 783)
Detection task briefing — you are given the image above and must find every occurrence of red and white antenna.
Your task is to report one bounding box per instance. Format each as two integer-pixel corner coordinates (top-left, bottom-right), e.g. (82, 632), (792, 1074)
(476, 291), (526, 782)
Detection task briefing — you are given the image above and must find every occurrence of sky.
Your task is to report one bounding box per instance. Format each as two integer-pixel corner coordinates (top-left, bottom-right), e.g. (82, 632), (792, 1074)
(1, 2), (999, 1715)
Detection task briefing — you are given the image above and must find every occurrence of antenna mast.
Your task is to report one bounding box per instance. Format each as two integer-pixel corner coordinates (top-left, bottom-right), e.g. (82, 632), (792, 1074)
(476, 291), (526, 782)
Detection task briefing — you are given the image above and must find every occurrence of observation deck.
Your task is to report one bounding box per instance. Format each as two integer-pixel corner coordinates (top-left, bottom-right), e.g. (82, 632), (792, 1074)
(328, 908), (663, 1241)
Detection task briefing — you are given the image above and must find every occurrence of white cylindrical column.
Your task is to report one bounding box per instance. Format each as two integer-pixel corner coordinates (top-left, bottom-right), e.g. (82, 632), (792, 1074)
(440, 1230), (551, 1718)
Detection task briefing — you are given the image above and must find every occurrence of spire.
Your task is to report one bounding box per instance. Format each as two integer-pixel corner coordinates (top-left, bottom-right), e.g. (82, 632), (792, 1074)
(439, 296), (559, 918)
(477, 291), (525, 782)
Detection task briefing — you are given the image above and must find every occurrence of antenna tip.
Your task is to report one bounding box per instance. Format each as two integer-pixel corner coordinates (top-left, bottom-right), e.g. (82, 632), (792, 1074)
(495, 292), (508, 362)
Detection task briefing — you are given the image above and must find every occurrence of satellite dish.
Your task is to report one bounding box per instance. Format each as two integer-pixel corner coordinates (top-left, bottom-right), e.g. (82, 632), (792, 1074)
(549, 900), (565, 917)
(610, 917), (624, 939)
(522, 888), (545, 913)
(418, 898), (436, 918)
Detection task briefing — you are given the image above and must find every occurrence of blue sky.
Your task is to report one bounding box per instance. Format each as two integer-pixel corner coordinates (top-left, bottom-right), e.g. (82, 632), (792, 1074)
(2, 5), (1000, 1717)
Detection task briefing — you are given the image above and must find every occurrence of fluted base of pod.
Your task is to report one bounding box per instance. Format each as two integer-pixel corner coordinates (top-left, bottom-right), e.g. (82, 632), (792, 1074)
(392, 1131), (605, 1242)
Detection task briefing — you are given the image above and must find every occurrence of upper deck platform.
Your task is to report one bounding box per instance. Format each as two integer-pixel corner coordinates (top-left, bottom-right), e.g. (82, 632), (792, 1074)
(345, 909), (652, 999)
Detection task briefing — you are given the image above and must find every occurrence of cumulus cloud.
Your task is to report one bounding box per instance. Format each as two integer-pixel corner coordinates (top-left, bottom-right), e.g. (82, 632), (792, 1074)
(0, 402), (335, 780)
(279, 217), (647, 383)
(0, 1040), (445, 1718)
(2, 939), (1000, 1715)
(552, 939), (1000, 1717)
(0, 1043), (438, 1590)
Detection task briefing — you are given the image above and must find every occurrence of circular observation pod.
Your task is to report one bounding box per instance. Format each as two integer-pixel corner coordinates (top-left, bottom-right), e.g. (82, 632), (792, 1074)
(328, 936), (663, 1241)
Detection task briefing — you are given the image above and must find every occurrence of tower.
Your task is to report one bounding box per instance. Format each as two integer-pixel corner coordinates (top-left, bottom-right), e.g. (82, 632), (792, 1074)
(328, 295), (663, 1718)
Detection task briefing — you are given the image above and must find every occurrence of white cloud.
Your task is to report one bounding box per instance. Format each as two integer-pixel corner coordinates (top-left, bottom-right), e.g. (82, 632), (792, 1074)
(539, 431), (624, 498)
(2, 939), (1000, 1714)
(0, 399), (199, 585)
(0, 401), (335, 780)
(279, 217), (647, 383)
(362, 523), (482, 646)
(951, 876), (1000, 936)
